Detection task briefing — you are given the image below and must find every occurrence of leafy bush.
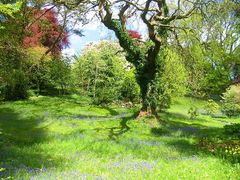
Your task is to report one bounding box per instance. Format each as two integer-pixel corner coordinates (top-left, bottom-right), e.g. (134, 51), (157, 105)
(0, 41), (30, 100)
(222, 103), (240, 117)
(198, 138), (240, 163)
(93, 86), (119, 104)
(27, 89), (36, 97)
(221, 85), (240, 117)
(120, 69), (140, 103)
(151, 47), (188, 111)
(72, 41), (127, 104)
(4, 70), (29, 100)
(204, 99), (220, 116)
(224, 124), (240, 138)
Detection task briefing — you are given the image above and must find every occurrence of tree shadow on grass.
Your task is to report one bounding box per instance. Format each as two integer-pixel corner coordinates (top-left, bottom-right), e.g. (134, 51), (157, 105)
(108, 116), (132, 140)
(100, 106), (120, 116)
(52, 112), (133, 142)
(151, 111), (238, 163)
(0, 108), (61, 179)
(27, 96), (123, 117)
(154, 112), (222, 138)
(80, 115), (132, 141)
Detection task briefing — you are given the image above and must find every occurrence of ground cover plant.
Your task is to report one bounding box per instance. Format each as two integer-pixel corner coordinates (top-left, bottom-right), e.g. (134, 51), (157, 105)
(0, 95), (239, 179)
(0, 0), (240, 179)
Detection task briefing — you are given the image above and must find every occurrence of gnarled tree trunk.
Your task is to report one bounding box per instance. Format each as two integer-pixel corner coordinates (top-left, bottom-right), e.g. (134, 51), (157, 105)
(95, 0), (197, 116)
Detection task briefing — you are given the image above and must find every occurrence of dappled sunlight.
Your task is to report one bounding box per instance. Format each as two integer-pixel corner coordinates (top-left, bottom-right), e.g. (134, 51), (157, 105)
(1, 0), (239, 178)
(0, 96), (240, 179)
(0, 107), (62, 178)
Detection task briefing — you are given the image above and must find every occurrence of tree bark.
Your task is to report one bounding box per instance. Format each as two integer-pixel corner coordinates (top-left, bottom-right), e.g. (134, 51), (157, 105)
(100, 18), (159, 115)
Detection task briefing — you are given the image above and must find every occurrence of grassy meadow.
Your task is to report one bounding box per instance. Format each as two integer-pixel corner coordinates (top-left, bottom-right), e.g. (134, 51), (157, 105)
(0, 95), (240, 179)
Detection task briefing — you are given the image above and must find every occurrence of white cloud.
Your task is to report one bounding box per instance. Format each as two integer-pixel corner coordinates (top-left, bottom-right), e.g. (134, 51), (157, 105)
(62, 48), (76, 57)
(83, 21), (101, 31)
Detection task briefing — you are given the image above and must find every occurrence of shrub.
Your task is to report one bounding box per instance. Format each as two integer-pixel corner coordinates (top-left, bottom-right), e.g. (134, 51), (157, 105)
(72, 41), (128, 105)
(120, 69), (140, 103)
(93, 86), (120, 105)
(198, 138), (240, 163)
(221, 85), (240, 117)
(4, 70), (29, 100)
(224, 123), (240, 138)
(204, 99), (220, 116)
(151, 47), (188, 112)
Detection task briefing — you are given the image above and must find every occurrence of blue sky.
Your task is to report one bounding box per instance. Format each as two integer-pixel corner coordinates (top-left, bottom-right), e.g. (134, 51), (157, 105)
(62, 17), (147, 58)
(63, 25), (115, 57)
(70, 29), (108, 53)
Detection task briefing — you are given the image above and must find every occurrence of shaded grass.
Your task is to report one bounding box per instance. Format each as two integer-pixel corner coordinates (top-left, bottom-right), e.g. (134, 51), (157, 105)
(0, 96), (240, 179)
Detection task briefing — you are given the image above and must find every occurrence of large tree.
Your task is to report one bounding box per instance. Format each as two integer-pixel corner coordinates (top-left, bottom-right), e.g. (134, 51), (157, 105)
(0, 0), (72, 99)
(173, 0), (240, 96)
(54, 0), (202, 114)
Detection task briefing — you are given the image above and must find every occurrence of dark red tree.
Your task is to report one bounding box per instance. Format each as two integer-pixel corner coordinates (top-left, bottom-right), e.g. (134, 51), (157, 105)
(127, 30), (142, 40)
(23, 8), (69, 56)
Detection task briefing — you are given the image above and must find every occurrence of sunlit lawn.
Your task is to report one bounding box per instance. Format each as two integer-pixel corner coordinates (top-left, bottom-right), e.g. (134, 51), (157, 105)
(0, 95), (240, 179)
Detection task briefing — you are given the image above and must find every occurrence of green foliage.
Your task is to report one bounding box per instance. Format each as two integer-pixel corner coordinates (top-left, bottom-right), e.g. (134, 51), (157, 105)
(48, 58), (72, 95)
(0, 2), (70, 100)
(3, 69), (29, 100)
(24, 46), (72, 95)
(0, 96), (240, 179)
(151, 47), (187, 111)
(221, 85), (240, 117)
(224, 123), (240, 138)
(73, 41), (129, 104)
(202, 40), (232, 95)
(204, 99), (220, 116)
(159, 48), (187, 96)
(0, 1), (22, 20)
(176, 1), (239, 97)
(222, 103), (240, 118)
(26, 47), (52, 64)
(111, 20), (146, 69)
(120, 69), (140, 103)
(0, 41), (29, 100)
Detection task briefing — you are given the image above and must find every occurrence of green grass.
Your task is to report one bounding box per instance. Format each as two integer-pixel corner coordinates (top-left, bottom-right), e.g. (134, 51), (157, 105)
(0, 95), (240, 179)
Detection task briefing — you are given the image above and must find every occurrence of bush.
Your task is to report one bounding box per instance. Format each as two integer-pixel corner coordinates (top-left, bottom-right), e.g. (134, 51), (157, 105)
(0, 44), (29, 101)
(4, 70), (29, 100)
(120, 70), (140, 103)
(27, 89), (36, 97)
(93, 86), (120, 105)
(204, 99), (220, 116)
(221, 85), (240, 117)
(151, 47), (188, 112)
(224, 124), (240, 138)
(72, 41), (129, 105)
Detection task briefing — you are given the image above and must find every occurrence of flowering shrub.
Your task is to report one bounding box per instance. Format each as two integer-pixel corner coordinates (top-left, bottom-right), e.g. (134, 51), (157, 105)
(198, 138), (240, 163)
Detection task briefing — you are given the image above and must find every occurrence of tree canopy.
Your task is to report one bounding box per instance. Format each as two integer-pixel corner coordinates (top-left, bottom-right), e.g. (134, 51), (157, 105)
(0, 0), (239, 115)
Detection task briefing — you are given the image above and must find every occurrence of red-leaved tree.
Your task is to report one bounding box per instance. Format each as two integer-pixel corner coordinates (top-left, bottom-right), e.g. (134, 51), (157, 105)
(23, 8), (69, 56)
(127, 30), (142, 40)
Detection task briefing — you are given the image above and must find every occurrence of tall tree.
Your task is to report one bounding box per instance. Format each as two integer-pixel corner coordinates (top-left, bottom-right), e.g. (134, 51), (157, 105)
(54, 0), (201, 114)
(23, 8), (70, 56)
(173, 0), (240, 96)
(0, 0), (72, 99)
